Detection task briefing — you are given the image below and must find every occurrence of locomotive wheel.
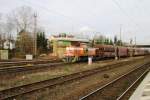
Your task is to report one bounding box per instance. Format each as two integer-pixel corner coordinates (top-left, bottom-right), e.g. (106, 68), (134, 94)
(72, 56), (79, 63)
(62, 57), (70, 63)
(62, 56), (79, 63)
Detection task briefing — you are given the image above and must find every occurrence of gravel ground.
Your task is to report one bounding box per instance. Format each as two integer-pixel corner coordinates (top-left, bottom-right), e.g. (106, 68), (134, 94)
(13, 56), (150, 100)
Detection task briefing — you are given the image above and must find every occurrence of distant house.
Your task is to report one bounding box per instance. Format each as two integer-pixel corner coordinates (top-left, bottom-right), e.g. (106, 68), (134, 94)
(3, 40), (15, 50)
(0, 36), (15, 60)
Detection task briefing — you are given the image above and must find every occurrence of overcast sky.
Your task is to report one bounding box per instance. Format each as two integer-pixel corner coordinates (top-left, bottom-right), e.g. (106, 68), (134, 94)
(0, 0), (150, 44)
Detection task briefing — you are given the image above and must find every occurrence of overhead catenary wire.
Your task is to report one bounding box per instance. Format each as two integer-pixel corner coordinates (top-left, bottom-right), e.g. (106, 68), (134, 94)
(137, 0), (150, 16)
(111, 0), (146, 44)
(112, 0), (144, 31)
(20, 0), (94, 29)
(20, 0), (147, 39)
(22, 0), (78, 33)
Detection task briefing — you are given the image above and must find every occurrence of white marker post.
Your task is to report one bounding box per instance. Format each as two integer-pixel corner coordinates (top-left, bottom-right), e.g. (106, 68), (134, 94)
(26, 54), (33, 60)
(88, 56), (92, 65)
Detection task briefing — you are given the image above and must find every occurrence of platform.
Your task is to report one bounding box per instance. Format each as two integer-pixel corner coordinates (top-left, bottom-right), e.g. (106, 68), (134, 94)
(129, 71), (150, 100)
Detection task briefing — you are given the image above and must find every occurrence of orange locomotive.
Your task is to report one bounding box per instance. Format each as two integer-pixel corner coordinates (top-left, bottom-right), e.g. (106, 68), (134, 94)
(62, 46), (96, 62)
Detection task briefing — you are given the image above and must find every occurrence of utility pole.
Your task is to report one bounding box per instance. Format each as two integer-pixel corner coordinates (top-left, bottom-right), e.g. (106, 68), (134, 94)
(33, 13), (37, 58)
(72, 24), (74, 34)
(119, 24), (122, 46)
(0, 33), (2, 49)
(130, 38), (133, 57)
(114, 35), (118, 60)
(134, 36), (136, 47)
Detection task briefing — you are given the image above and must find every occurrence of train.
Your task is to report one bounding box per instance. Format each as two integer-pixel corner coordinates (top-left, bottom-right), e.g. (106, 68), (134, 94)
(62, 44), (150, 63)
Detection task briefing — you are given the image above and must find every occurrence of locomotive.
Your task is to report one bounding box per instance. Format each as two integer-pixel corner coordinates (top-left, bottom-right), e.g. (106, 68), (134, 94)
(62, 44), (149, 63)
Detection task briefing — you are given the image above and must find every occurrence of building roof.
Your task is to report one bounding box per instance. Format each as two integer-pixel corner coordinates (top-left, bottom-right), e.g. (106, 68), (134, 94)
(50, 37), (89, 43)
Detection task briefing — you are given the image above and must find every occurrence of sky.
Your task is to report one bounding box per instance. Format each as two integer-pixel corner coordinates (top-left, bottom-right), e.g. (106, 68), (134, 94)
(0, 0), (150, 44)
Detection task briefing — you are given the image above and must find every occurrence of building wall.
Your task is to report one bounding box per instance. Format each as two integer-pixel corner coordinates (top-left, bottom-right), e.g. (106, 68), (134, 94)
(0, 50), (8, 60)
(52, 40), (71, 58)
(50, 38), (89, 58)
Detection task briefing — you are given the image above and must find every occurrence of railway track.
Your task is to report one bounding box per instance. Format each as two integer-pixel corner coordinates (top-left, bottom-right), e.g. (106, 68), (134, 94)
(0, 58), (141, 100)
(116, 69), (148, 100)
(0, 59), (61, 68)
(79, 62), (150, 100)
(0, 56), (146, 68)
(0, 56), (145, 76)
(0, 58), (129, 76)
(0, 58), (116, 75)
(0, 62), (66, 75)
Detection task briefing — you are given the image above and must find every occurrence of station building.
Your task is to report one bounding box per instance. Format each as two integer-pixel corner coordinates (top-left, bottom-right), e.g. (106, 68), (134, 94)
(49, 34), (89, 58)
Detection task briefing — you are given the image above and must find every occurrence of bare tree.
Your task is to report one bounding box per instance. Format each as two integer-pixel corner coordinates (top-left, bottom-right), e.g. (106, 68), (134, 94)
(5, 17), (14, 34)
(0, 13), (2, 37)
(15, 30), (34, 54)
(8, 6), (35, 33)
(0, 33), (2, 49)
(0, 13), (4, 34)
(0, 13), (5, 49)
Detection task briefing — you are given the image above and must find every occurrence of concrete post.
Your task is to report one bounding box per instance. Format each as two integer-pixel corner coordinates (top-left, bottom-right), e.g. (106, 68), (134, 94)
(88, 56), (92, 65)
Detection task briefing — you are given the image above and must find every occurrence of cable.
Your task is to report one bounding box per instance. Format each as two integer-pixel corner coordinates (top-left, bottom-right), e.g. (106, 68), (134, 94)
(44, 0), (99, 19)
(20, 0), (93, 28)
(111, 0), (144, 33)
(137, 0), (150, 16)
